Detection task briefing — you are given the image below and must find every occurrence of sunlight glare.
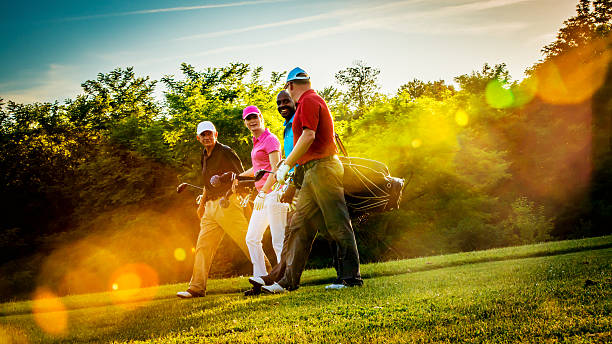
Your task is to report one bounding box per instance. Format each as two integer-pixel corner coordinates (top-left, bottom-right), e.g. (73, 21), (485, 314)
(174, 248), (186, 261)
(32, 288), (67, 336)
(535, 38), (611, 105)
(455, 110), (469, 127)
(485, 79), (514, 109)
(511, 77), (538, 107)
(110, 263), (159, 310)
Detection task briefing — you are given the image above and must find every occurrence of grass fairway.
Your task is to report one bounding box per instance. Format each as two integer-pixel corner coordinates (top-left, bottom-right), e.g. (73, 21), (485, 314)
(1, 236), (610, 343)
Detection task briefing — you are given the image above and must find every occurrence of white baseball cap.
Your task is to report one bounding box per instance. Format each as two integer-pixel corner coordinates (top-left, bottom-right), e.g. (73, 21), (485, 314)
(196, 121), (216, 135)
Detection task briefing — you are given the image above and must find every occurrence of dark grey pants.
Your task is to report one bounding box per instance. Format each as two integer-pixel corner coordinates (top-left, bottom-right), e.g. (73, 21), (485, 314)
(278, 156), (362, 290)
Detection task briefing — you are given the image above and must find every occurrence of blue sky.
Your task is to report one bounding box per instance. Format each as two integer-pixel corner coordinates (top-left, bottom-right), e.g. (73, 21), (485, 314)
(0, 0), (578, 103)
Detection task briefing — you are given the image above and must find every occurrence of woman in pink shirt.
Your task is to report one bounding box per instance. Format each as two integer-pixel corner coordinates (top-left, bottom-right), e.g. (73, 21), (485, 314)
(238, 105), (288, 278)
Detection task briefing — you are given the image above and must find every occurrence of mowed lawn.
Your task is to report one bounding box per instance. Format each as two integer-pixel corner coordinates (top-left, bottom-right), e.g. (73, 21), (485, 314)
(1, 236), (610, 343)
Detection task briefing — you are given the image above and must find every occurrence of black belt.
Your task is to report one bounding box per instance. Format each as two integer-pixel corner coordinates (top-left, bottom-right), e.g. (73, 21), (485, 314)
(301, 155), (338, 172)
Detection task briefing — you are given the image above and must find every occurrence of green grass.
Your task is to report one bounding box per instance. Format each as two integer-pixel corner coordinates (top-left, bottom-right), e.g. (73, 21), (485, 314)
(1, 236), (611, 343)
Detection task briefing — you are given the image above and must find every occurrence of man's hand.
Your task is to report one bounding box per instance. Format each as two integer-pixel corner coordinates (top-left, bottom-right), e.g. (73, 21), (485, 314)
(254, 192), (265, 210)
(275, 163), (291, 185)
(231, 178), (238, 193)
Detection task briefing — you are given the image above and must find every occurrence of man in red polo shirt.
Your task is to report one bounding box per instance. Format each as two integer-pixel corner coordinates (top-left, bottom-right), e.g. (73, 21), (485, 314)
(262, 67), (363, 293)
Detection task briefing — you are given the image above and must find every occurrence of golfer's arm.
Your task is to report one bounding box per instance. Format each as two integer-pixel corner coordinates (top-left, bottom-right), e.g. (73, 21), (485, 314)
(239, 167), (254, 177)
(260, 151), (280, 193)
(285, 128), (315, 168)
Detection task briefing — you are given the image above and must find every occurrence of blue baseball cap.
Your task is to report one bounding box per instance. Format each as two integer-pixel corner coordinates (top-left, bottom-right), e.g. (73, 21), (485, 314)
(286, 67), (310, 83)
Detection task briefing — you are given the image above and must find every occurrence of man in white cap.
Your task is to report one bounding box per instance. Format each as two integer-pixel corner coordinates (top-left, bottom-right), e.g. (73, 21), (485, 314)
(177, 121), (252, 298)
(261, 67), (363, 293)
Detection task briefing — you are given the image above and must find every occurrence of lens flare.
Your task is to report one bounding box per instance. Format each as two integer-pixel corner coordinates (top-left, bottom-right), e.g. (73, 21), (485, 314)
(174, 248), (187, 261)
(535, 38), (611, 104)
(114, 273), (142, 290)
(455, 110), (469, 127)
(110, 263), (159, 310)
(511, 77), (538, 107)
(32, 288), (67, 336)
(411, 138), (422, 148)
(485, 79), (514, 109)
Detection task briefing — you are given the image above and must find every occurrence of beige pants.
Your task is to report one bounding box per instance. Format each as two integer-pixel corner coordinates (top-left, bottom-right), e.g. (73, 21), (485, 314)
(188, 194), (250, 294)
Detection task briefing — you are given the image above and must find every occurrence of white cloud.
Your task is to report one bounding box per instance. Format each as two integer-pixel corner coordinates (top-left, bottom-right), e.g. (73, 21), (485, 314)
(0, 65), (83, 104)
(177, 0), (531, 45)
(60, 0), (289, 21)
(176, 0), (427, 41)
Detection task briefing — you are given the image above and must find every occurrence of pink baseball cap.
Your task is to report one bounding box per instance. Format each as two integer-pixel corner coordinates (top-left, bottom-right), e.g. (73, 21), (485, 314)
(242, 105), (261, 119)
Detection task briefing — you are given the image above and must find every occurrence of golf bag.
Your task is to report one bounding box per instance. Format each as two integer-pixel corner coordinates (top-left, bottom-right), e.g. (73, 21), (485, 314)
(288, 134), (405, 216)
(340, 156), (404, 216)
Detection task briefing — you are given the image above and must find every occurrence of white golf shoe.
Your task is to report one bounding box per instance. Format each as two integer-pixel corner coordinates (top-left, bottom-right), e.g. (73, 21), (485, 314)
(325, 283), (346, 290)
(261, 282), (287, 294)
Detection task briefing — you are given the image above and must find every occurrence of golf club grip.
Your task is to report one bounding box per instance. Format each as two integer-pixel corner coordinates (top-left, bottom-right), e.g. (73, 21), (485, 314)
(236, 175), (255, 181)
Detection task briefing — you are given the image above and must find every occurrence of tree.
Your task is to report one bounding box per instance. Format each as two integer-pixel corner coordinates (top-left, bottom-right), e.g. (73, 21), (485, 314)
(162, 63), (285, 182)
(398, 79), (456, 101)
(335, 60), (381, 119)
(541, 0), (612, 59)
(454, 63), (511, 94)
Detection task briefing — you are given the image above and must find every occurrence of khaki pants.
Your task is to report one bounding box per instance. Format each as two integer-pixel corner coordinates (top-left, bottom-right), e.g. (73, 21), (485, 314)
(188, 194), (250, 294)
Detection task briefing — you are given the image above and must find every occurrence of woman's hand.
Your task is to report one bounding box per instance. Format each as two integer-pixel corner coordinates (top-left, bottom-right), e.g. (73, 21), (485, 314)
(254, 191), (265, 210)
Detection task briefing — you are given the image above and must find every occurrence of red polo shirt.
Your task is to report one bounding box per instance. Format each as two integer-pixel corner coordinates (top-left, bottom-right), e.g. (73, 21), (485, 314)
(292, 89), (337, 165)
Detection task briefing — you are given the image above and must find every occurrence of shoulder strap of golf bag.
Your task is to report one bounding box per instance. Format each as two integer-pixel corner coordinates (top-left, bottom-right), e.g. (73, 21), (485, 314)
(335, 132), (348, 156)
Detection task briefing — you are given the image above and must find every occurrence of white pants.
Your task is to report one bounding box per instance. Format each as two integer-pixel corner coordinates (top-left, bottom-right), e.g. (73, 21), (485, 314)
(246, 189), (289, 277)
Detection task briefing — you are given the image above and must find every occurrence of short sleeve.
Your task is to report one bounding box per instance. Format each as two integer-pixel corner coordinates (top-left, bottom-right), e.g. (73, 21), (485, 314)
(299, 97), (320, 131)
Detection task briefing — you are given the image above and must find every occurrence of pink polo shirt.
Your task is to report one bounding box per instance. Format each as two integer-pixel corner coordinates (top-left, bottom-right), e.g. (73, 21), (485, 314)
(251, 128), (281, 191)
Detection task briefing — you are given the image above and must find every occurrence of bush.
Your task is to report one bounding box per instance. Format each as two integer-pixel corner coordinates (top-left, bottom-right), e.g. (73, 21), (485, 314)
(502, 197), (553, 245)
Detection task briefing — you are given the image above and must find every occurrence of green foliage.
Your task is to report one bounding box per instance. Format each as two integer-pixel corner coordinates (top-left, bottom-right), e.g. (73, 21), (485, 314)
(161, 63), (286, 176)
(502, 197), (554, 245)
(541, 0), (612, 59)
(397, 79), (456, 101)
(335, 60), (381, 119)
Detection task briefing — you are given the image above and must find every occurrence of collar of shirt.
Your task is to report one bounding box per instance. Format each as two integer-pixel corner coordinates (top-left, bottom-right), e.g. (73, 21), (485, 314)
(203, 142), (218, 160)
(283, 114), (294, 127)
(296, 89), (316, 107)
(253, 128), (271, 144)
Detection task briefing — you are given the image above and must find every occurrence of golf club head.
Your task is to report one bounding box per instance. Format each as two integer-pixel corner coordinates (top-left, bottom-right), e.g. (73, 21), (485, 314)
(211, 172), (235, 187)
(177, 183), (188, 193)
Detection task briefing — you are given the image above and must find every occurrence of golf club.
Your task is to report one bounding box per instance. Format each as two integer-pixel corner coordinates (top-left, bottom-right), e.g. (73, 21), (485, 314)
(177, 182), (204, 193)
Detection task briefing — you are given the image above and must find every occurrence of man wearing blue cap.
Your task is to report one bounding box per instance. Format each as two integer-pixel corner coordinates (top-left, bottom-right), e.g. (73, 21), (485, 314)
(261, 67), (363, 293)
